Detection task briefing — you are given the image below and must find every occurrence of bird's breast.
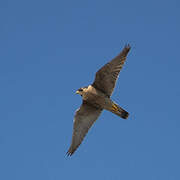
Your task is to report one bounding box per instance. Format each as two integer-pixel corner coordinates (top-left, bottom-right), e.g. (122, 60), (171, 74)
(82, 91), (110, 109)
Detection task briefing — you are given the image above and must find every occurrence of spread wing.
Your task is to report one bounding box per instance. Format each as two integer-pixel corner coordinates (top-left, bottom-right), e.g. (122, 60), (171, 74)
(67, 101), (102, 156)
(92, 44), (131, 97)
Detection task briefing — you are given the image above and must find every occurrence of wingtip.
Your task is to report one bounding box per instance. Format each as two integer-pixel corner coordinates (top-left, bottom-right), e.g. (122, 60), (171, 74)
(124, 44), (131, 51)
(66, 146), (76, 157)
(66, 150), (73, 157)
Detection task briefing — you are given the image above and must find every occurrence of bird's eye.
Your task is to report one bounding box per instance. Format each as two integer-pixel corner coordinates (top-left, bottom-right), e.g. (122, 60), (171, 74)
(78, 88), (83, 92)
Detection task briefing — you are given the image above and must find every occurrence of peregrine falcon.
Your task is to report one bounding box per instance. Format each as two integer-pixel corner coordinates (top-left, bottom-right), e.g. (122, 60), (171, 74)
(67, 45), (131, 156)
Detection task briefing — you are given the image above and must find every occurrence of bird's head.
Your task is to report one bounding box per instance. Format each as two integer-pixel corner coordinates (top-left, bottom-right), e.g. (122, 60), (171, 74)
(76, 87), (87, 96)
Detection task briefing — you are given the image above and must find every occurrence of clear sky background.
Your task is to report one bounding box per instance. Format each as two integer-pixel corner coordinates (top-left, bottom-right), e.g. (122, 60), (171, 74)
(0, 0), (180, 179)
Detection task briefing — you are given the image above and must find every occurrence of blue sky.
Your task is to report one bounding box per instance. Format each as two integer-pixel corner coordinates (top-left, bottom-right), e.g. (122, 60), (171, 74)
(0, 0), (180, 179)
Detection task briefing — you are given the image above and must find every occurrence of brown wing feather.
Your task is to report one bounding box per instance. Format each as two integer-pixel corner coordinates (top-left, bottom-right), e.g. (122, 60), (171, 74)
(92, 44), (131, 97)
(67, 102), (102, 156)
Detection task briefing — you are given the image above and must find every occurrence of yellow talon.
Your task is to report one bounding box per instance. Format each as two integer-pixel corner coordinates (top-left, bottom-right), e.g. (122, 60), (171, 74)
(112, 104), (118, 111)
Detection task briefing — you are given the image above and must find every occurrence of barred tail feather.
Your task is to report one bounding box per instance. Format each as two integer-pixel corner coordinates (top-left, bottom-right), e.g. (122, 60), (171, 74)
(111, 103), (129, 119)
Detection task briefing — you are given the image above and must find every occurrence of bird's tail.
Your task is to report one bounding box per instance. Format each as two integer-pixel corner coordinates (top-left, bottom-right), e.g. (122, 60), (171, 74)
(110, 102), (129, 119)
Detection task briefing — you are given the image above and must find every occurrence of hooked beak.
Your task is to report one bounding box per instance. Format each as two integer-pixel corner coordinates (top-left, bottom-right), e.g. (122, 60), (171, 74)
(75, 90), (79, 94)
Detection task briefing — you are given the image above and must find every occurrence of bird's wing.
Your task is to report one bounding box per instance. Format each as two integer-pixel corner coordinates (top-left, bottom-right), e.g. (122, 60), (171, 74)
(92, 44), (131, 97)
(67, 101), (102, 156)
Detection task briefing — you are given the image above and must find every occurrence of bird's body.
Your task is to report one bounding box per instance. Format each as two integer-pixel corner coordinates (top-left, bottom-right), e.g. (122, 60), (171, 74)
(67, 45), (131, 156)
(80, 85), (128, 118)
(81, 85), (110, 109)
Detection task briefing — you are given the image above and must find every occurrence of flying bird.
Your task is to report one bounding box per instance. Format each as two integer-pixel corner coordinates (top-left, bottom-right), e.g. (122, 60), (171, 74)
(67, 44), (131, 156)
